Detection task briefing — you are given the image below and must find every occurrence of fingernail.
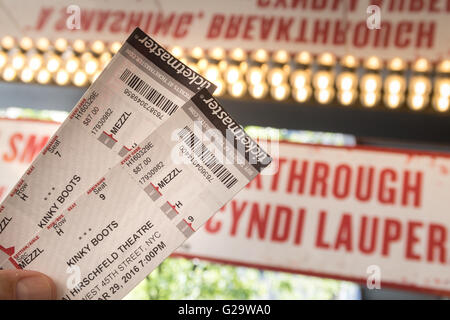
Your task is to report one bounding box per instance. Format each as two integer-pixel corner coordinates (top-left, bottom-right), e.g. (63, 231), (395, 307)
(16, 276), (54, 300)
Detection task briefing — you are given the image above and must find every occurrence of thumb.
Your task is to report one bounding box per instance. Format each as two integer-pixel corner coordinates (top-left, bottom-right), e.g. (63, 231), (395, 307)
(0, 269), (56, 300)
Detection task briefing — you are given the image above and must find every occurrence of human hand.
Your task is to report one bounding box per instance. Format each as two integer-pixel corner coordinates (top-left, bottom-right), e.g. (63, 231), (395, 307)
(0, 269), (56, 300)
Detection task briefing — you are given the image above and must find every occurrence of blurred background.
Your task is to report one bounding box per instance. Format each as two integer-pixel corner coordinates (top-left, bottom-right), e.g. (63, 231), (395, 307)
(0, 0), (449, 299)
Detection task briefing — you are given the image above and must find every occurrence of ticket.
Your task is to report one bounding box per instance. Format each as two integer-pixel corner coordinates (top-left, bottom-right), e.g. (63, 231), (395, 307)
(0, 90), (272, 300)
(0, 27), (215, 265)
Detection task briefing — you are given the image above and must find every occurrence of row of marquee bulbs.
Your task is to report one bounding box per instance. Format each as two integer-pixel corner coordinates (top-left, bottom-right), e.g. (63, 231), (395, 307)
(0, 36), (449, 112)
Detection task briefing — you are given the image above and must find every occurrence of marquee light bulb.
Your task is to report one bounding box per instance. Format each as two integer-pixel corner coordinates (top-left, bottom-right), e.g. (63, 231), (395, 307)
(37, 68), (51, 84)
(317, 52), (335, 66)
(384, 75), (405, 94)
(2, 66), (16, 81)
(413, 58), (431, 73)
(408, 94), (427, 111)
(338, 90), (356, 106)
(72, 39), (86, 54)
(290, 70), (310, 89)
(249, 83), (268, 99)
(190, 47), (204, 60)
(268, 68), (286, 87)
(315, 88), (334, 104)
(436, 78), (450, 97)
(361, 91), (379, 107)
(224, 65), (242, 84)
(1, 36), (15, 51)
(65, 57), (80, 74)
(337, 72), (357, 91)
(73, 70), (88, 86)
(360, 74), (381, 92)
(55, 69), (70, 85)
(19, 37), (33, 51)
(84, 58), (99, 75)
(433, 95), (449, 112)
(20, 67), (34, 83)
(99, 52), (112, 68)
(409, 76), (431, 95)
(228, 80), (247, 97)
(293, 86), (311, 103)
(208, 47), (226, 61)
(204, 64), (221, 82)
(437, 60), (450, 73)
(229, 48), (246, 62)
(340, 55), (359, 69)
(246, 66), (265, 85)
(364, 56), (382, 70)
(295, 51), (312, 65)
(11, 52), (26, 70)
(313, 71), (333, 90)
(46, 55), (61, 73)
(91, 40), (105, 55)
(271, 83), (290, 101)
(54, 38), (68, 52)
(384, 93), (403, 109)
(28, 54), (43, 71)
(251, 49), (268, 63)
(36, 38), (50, 52)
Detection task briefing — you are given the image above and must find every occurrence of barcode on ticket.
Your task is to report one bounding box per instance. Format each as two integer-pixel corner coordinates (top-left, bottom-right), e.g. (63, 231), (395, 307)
(179, 126), (238, 189)
(120, 68), (179, 115)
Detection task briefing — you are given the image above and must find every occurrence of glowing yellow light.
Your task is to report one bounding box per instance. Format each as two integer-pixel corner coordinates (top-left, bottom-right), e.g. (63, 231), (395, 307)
(197, 58), (208, 71)
(230, 48), (246, 62)
(2, 66), (16, 81)
(1, 36), (15, 50)
(290, 70), (310, 88)
(109, 41), (122, 54)
(436, 78), (450, 97)
(81, 52), (94, 63)
(73, 70), (88, 87)
(11, 52), (26, 70)
(251, 49), (268, 63)
(337, 72), (357, 91)
(272, 50), (290, 64)
(36, 69), (51, 84)
(249, 83), (268, 99)
(246, 66), (265, 85)
(0, 51), (7, 69)
(228, 80), (247, 98)
(268, 68), (286, 86)
(317, 52), (335, 66)
(384, 75), (405, 94)
(295, 51), (312, 65)
(293, 86), (311, 103)
(413, 58), (431, 73)
(19, 67), (34, 83)
(437, 60), (450, 73)
(46, 55), (61, 73)
(313, 71), (333, 90)
(384, 93), (403, 109)
(36, 38), (50, 52)
(204, 64), (221, 82)
(212, 79), (226, 96)
(224, 65), (242, 84)
(361, 91), (379, 107)
(388, 57), (406, 71)
(190, 47), (204, 60)
(208, 47), (226, 61)
(65, 57), (80, 74)
(54, 38), (68, 52)
(408, 94), (427, 111)
(170, 46), (184, 59)
(28, 54), (43, 71)
(315, 88), (334, 104)
(364, 56), (382, 70)
(341, 55), (359, 68)
(84, 59), (99, 75)
(360, 74), (381, 92)
(338, 90), (356, 106)
(271, 83), (290, 101)
(99, 52), (112, 68)
(19, 37), (33, 51)
(72, 40), (86, 53)
(409, 76), (431, 95)
(91, 40), (105, 54)
(55, 69), (69, 85)
(433, 95), (449, 112)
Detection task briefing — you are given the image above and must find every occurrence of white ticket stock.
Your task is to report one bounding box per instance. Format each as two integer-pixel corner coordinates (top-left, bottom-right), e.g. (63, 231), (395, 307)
(1, 90), (272, 300)
(0, 27), (215, 265)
